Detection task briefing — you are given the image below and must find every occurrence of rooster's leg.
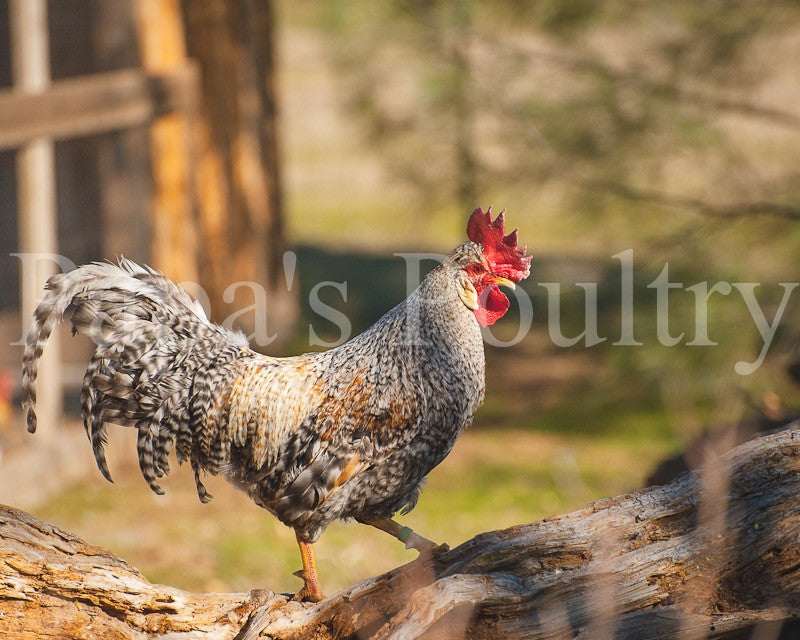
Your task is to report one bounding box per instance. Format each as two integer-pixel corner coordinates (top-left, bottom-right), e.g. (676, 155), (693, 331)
(292, 534), (325, 602)
(363, 517), (446, 554)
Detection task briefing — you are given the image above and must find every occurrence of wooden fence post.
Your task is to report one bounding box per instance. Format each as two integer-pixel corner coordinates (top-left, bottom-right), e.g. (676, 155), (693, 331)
(134, 0), (199, 285)
(9, 0), (61, 442)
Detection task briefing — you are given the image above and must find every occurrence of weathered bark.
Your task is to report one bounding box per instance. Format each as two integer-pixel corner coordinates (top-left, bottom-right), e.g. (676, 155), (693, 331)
(3, 428), (800, 640)
(179, 0), (297, 349)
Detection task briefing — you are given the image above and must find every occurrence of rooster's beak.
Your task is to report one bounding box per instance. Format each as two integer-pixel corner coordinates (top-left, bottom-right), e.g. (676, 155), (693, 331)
(491, 276), (515, 290)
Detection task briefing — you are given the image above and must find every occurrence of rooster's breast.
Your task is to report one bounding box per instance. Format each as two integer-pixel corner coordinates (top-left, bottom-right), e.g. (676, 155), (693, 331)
(334, 299), (486, 523)
(251, 282), (486, 542)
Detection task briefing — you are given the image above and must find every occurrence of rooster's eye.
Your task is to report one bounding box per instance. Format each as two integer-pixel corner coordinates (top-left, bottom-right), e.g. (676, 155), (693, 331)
(464, 263), (485, 279)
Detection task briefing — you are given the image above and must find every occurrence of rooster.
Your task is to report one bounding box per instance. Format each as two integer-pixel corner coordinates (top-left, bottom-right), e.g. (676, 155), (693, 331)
(22, 207), (531, 601)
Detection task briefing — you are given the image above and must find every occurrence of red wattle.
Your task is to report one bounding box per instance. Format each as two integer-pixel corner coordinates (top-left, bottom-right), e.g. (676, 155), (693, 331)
(473, 282), (510, 327)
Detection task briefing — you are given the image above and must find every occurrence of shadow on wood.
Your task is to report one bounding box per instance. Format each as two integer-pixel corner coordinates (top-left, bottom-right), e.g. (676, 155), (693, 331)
(2, 428), (800, 639)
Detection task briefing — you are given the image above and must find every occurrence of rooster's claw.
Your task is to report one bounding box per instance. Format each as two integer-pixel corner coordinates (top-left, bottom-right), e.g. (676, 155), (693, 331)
(292, 569), (325, 603)
(292, 587), (325, 603)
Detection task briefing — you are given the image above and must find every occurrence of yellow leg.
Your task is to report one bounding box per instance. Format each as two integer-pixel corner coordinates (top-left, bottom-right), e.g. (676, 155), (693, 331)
(293, 533), (325, 602)
(363, 517), (446, 554)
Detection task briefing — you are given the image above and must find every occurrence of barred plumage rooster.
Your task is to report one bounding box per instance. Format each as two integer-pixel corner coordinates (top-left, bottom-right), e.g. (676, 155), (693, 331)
(22, 207), (531, 601)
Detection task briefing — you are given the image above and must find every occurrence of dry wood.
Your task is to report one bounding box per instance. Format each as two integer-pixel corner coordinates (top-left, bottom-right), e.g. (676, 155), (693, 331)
(0, 67), (199, 150)
(2, 428), (800, 639)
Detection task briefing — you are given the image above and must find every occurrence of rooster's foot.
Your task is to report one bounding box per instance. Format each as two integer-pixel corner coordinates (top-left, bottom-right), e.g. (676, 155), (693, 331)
(402, 530), (448, 556)
(293, 535), (325, 602)
(363, 518), (449, 556)
(292, 569), (325, 603)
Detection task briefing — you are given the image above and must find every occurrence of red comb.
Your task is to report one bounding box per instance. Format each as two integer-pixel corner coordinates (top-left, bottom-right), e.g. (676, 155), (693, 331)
(467, 206), (532, 282)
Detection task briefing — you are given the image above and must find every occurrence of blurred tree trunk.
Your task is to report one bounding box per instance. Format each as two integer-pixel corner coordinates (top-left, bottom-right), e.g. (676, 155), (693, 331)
(180, 0), (296, 351)
(134, 0), (198, 283)
(3, 429), (800, 639)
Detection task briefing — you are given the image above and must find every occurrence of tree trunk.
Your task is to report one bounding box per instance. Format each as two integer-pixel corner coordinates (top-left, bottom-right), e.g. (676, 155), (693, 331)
(2, 428), (800, 639)
(179, 0), (296, 350)
(134, 0), (198, 284)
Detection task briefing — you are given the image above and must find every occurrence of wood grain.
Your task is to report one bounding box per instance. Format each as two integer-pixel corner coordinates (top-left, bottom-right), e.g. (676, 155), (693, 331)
(2, 428), (800, 639)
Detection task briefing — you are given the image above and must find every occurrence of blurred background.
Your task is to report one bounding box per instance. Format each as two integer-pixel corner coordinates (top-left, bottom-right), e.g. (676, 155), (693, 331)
(1, 0), (800, 596)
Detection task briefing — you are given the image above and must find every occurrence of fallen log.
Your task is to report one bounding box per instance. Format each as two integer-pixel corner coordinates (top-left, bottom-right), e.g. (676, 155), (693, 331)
(2, 428), (800, 639)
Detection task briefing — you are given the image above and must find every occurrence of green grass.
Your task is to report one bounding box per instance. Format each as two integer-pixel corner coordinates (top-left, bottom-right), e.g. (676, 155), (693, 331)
(36, 424), (675, 596)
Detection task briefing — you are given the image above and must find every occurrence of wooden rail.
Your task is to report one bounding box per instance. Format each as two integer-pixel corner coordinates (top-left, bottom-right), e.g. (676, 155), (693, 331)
(0, 65), (199, 149)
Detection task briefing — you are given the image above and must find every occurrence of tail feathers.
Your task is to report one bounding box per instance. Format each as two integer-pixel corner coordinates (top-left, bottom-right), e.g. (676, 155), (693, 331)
(137, 413), (165, 495)
(22, 258), (250, 499)
(22, 259), (209, 429)
(80, 360), (112, 482)
(192, 458), (214, 504)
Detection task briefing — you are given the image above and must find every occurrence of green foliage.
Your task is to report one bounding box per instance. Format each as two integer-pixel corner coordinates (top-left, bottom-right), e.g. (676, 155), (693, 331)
(306, 0), (800, 254)
(536, 0), (600, 33)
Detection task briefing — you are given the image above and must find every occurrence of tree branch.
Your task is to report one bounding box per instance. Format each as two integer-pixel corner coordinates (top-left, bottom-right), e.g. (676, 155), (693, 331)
(585, 179), (800, 222)
(3, 428), (800, 639)
(511, 44), (800, 131)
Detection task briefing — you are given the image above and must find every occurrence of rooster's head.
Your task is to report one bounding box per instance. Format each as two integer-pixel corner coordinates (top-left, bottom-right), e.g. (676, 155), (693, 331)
(450, 206), (532, 327)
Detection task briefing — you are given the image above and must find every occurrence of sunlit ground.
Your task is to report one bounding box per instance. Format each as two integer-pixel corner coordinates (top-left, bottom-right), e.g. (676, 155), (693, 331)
(36, 423), (675, 596)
